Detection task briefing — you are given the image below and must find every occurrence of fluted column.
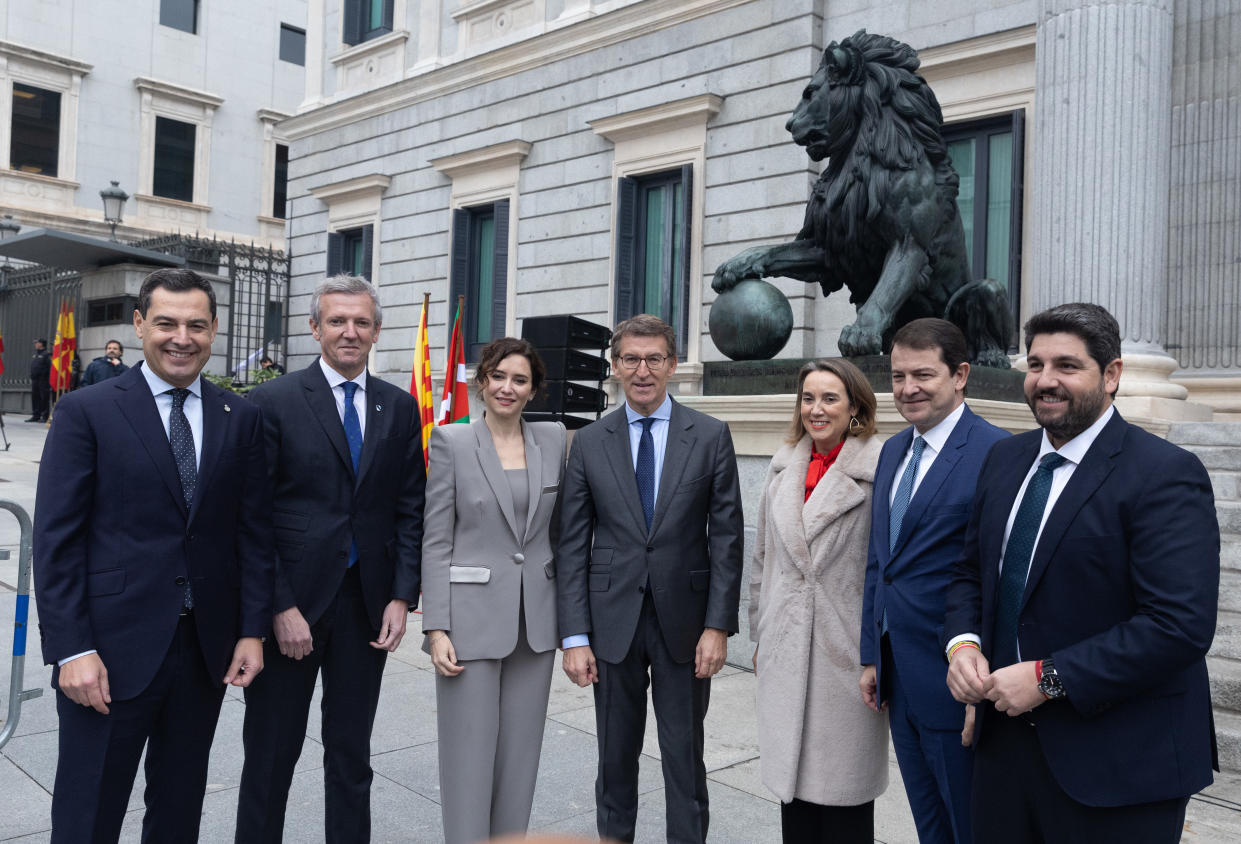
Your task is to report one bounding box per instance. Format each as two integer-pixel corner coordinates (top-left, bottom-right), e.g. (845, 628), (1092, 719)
(1031, 0), (1202, 412)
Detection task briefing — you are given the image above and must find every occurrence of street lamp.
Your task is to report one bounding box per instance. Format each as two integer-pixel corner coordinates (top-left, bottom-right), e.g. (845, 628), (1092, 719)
(100, 180), (129, 242)
(0, 214), (19, 241)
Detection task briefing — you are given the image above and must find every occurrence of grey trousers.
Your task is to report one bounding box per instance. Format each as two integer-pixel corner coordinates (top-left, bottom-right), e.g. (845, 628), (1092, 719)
(435, 616), (555, 844)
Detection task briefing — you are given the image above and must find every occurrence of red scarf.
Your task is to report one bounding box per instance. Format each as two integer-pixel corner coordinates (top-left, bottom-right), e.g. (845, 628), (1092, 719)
(804, 439), (845, 501)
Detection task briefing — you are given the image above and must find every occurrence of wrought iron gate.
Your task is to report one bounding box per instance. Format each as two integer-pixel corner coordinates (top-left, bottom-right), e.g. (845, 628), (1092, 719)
(0, 264), (82, 415)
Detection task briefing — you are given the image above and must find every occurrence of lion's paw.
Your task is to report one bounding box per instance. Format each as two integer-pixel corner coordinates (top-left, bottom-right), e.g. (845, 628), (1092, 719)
(838, 322), (884, 357)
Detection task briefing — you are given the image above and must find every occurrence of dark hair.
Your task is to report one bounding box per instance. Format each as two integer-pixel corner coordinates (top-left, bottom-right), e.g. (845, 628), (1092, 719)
(137, 268), (217, 320)
(787, 357), (878, 444)
(475, 337), (546, 397)
(35, 338), (47, 346)
(891, 318), (968, 371)
(105, 339), (124, 352)
(610, 314), (675, 359)
(260, 355), (273, 365)
(1023, 303), (1121, 387)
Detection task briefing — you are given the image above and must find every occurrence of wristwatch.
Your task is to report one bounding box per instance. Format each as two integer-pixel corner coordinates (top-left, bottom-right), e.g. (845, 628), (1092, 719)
(1037, 656), (1066, 700)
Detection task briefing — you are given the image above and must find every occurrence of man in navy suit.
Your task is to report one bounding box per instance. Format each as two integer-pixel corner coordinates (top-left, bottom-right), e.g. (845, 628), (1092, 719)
(235, 275), (424, 843)
(860, 318), (1007, 844)
(944, 303), (1219, 843)
(34, 268), (273, 843)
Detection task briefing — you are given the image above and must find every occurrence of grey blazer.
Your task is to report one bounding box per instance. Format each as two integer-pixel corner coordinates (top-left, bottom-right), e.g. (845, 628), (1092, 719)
(556, 400), (744, 664)
(421, 417), (566, 660)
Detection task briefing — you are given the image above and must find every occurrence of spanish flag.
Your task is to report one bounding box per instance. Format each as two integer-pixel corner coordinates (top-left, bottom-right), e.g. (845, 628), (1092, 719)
(49, 299), (75, 392)
(438, 295), (469, 426)
(410, 293), (435, 466)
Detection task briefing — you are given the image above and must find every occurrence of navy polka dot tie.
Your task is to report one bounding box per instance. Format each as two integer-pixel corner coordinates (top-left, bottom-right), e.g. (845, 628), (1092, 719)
(168, 387), (196, 609)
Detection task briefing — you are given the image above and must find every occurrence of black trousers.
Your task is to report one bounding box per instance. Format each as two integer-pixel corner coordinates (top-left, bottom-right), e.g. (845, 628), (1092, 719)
(236, 565), (388, 844)
(594, 591), (711, 844)
(51, 614), (225, 844)
(780, 798), (874, 844)
(973, 709), (1190, 844)
(31, 381), (50, 419)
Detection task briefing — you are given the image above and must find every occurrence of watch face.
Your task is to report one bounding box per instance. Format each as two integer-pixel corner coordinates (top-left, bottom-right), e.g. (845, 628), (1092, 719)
(1039, 674), (1065, 699)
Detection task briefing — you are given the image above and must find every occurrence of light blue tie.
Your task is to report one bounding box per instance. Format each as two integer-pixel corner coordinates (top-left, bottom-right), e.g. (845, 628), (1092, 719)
(888, 436), (925, 553)
(636, 418), (656, 532)
(342, 381), (362, 567)
(993, 452), (1067, 667)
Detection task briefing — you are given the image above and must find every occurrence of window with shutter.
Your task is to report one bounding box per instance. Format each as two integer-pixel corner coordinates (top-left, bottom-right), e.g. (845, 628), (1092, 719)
(449, 202), (509, 362)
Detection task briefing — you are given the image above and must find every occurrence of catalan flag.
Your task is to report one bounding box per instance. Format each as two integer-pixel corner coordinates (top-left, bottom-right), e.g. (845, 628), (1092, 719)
(411, 293), (435, 466)
(49, 299), (75, 392)
(438, 295), (469, 426)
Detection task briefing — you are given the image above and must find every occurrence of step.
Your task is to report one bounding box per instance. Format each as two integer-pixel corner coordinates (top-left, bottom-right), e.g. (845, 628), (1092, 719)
(1209, 656), (1241, 712)
(1180, 444), (1241, 471)
(1210, 471), (1240, 502)
(1216, 708), (1241, 774)
(1167, 422), (1241, 447)
(1219, 502), (1241, 535)
(1213, 611), (1241, 661)
(1222, 568), (1241, 616)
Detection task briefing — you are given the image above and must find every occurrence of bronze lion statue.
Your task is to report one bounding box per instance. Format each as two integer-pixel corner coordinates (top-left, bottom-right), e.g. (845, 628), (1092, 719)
(712, 31), (1012, 367)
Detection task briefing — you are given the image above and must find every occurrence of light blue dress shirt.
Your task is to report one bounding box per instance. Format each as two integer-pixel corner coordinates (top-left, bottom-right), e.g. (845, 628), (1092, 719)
(318, 357), (368, 436)
(141, 362), (204, 470)
(563, 394), (674, 651)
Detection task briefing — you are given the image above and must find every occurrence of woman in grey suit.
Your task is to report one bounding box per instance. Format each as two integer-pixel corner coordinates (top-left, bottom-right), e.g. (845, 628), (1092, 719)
(421, 336), (566, 844)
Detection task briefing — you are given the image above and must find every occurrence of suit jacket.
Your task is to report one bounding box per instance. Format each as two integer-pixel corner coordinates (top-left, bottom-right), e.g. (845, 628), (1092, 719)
(421, 418), (566, 659)
(557, 400), (744, 664)
(861, 405), (1008, 728)
(247, 362), (424, 629)
(943, 410), (1220, 806)
(34, 364), (274, 700)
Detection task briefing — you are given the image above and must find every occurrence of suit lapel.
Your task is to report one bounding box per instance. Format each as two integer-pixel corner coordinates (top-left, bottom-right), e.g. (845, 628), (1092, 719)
(649, 401), (694, 539)
(113, 366), (187, 517)
(302, 363), (354, 477)
(773, 437), (813, 575)
(601, 407), (647, 535)
(355, 375), (383, 489)
(523, 421), (543, 541)
(873, 428), (908, 568)
(474, 418), (521, 543)
(802, 436), (869, 555)
(1020, 413), (1124, 610)
(190, 380), (227, 523)
(890, 411), (974, 558)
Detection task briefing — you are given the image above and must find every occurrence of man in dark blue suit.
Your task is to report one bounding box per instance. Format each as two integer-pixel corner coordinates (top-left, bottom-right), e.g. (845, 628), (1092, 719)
(34, 268), (274, 843)
(860, 318), (1007, 844)
(944, 303), (1219, 843)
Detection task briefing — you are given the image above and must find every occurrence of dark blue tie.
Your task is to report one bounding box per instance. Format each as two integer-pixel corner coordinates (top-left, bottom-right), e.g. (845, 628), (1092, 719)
(993, 452), (1067, 667)
(888, 435), (925, 553)
(342, 381), (362, 567)
(636, 417), (656, 532)
(168, 388), (196, 608)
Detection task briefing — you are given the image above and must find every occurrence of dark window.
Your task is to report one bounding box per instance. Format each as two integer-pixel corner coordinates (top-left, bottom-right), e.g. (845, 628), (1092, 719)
(279, 24), (306, 65)
(153, 116), (196, 202)
(614, 165), (692, 359)
(160, 0), (199, 34)
(943, 110), (1025, 349)
(86, 296), (138, 326)
(326, 225), (373, 280)
(264, 299), (284, 345)
(342, 0), (393, 46)
(10, 83), (60, 177)
(450, 200), (509, 363)
(273, 143), (289, 219)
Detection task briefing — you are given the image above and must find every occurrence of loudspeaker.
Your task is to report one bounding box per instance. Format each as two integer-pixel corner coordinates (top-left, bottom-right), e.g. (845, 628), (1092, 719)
(521, 315), (612, 350)
(525, 380), (608, 414)
(539, 348), (610, 381)
(521, 412), (595, 430)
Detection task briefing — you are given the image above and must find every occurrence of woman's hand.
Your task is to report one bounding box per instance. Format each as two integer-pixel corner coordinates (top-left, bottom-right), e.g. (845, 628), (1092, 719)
(427, 630), (464, 677)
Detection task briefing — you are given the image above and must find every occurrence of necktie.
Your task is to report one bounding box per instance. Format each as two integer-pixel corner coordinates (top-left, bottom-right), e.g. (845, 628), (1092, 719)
(993, 452), (1067, 667)
(168, 388), (196, 609)
(636, 417), (656, 532)
(889, 436), (925, 553)
(342, 381), (362, 567)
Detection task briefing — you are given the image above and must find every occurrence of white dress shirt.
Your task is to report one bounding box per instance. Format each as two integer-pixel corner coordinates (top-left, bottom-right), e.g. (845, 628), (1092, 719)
(889, 401), (966, 506)
(946, 404), (1116, 658)
(319, 357), (368, 437)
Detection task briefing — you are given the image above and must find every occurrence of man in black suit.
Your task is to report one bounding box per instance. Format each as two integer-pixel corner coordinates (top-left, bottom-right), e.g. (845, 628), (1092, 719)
(27, 337), (51, 421)
(34, 268), (273, 843)
(944, 303), (1219, 843)
(236, 275), (425, 843)
(558, 314), (744, 844)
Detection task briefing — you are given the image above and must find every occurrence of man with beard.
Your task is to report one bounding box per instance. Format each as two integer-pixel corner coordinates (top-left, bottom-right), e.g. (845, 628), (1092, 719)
(82, 340), (128, 386)
(943, 303), (1219, 843)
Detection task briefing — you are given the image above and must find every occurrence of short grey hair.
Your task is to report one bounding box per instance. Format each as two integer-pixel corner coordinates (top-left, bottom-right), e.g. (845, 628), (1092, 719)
(310, 274), (382, 326)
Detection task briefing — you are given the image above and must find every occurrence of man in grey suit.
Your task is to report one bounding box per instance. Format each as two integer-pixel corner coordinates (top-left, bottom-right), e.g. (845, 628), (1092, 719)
(558, 313), (744, 844)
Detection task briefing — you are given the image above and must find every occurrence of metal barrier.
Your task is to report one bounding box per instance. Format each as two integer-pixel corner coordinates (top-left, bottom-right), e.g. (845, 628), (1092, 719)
(0, 500), (42, 750)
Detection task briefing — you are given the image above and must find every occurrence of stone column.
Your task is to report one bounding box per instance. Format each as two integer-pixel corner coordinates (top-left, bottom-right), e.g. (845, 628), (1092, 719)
(1031, 0), (1207, 420)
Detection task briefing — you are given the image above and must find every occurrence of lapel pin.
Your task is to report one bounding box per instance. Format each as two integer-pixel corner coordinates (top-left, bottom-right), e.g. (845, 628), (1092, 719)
(375, 404), (382, 412)
(224, 404), (231, 412)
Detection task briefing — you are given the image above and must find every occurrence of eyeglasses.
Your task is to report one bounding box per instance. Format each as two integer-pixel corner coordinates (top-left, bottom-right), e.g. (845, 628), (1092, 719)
(616, 354), (670, 371)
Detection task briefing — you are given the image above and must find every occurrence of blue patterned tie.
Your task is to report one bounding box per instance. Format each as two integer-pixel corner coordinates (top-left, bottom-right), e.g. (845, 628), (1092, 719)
(342, 381), (362, 567)
(889, 435), (925, 553)
(993, 452), (1067, 667)
(168, 388), (196, 608)
(636, 417), (656, 532)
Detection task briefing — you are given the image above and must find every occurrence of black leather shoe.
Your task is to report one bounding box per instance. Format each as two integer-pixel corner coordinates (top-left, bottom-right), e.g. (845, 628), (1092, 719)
(23, 416), (39, 422)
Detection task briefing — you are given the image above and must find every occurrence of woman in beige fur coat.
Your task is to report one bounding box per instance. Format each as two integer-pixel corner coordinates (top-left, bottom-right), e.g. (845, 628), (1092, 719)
(750, 358), (889, 843)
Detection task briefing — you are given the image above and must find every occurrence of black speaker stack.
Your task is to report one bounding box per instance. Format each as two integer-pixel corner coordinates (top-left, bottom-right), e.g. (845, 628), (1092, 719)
(521, 315), (612, 430)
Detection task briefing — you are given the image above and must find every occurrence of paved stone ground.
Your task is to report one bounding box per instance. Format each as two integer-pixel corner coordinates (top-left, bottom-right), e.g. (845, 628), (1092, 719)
(0, 416), (1237, 842)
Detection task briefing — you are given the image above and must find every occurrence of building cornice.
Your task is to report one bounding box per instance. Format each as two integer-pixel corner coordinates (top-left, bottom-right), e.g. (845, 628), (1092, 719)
(590, 94), (723, 144)
(917, 24), (1036, 75)
(257, 107), (292, 124)
(307, 173), (392, 204)
(328, 29), (410, 67)
(282, 0), (753, 140)
(133, 76), (224, 109)
(430, 139), (532, 179)
(0, 39), (92, 75)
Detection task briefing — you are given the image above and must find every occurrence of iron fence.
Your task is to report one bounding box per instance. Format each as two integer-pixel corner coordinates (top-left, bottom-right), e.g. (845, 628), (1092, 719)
(0, 263), (82, 416)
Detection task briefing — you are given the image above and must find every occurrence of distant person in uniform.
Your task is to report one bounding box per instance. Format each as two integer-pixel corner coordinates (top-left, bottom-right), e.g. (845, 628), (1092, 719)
(27, 338), (51, 421)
